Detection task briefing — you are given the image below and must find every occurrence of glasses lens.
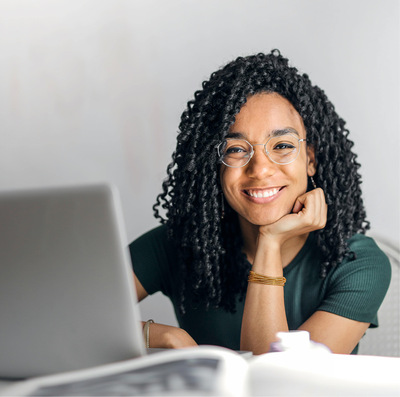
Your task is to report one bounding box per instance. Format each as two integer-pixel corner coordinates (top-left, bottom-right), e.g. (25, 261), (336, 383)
(266, 133), (300, 164)
(219, 139), (252, 167)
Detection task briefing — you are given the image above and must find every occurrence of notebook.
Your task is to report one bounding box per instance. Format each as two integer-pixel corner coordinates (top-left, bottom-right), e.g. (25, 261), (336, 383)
(0, 184), (146, 379)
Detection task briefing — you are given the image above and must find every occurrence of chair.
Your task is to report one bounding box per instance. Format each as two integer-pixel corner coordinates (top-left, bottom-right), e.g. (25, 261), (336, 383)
(358, 235), (400, 357)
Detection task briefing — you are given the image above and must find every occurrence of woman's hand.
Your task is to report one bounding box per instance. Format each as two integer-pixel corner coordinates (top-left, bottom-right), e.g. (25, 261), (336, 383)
(143, 322), (198, 349)
(259, 188), (327, 246)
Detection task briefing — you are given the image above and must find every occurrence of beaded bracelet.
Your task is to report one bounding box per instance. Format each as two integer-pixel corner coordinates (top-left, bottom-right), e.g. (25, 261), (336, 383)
(248, 270), (286, 286)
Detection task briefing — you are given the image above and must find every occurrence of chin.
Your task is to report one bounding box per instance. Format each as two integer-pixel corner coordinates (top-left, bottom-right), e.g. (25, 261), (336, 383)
(245, 215), (282, 227)
(253, 219), (279, 227)
(245, 209), (291, 227)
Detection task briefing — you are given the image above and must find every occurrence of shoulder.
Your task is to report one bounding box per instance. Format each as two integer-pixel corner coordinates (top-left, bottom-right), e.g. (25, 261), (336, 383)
(129, 224), (176, 268)
(129, 224), (169, 248)
(129, 224), (177, 295)
(328, 233), (391, 295)
(319, 234), (392, 326)
(346, 234), (391, 276)
(347, 233), (388, 258)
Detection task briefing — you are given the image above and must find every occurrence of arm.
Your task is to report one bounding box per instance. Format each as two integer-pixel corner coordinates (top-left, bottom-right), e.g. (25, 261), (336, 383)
(240, 188), (367, 354)
(134, 272), (198, 348)
(299, 311), (369, 354)
(240, 237), (288, 354)
(298, 235), (391, 353)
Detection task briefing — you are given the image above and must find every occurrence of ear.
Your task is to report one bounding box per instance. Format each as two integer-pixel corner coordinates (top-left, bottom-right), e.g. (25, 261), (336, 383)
(306, 146), (317, 176)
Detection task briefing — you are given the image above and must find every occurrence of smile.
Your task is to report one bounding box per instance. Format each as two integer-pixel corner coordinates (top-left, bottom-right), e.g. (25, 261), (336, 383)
(241, 186), (285, 204)
(245, 187), (281, 198)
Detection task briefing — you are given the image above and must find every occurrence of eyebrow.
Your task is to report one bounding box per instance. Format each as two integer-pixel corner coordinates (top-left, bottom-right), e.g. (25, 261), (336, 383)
(226, 127), (300, 139)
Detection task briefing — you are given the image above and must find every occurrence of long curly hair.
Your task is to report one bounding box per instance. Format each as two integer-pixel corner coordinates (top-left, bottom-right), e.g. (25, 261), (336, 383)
(153, 50), (369, 313)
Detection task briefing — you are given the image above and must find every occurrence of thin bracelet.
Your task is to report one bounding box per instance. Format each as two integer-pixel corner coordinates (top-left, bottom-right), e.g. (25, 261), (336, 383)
(248, 270), (286, 286)
(143, 319), (154, 348)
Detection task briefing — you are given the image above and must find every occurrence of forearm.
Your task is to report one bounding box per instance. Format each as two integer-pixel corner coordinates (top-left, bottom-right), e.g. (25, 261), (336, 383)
(240, 239), (288, 354)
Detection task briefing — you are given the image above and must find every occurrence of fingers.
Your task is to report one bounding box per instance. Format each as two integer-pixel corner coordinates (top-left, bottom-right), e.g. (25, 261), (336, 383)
(292, 198), (304, 214)
(295, 188), (327, 231)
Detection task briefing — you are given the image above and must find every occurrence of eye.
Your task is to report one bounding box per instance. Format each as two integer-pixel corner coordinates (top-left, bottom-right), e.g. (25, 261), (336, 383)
(226, 146), (249, 154)
(268, 133), (299, 153)
(222, 140), (251, 157)
(273, 143), (296, 150)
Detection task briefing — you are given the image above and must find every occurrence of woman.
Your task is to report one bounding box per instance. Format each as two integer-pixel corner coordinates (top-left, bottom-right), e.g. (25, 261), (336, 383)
(129, 50), (391, 354)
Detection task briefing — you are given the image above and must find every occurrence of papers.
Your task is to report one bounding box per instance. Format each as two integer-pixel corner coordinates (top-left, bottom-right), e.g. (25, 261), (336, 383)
(1, 347), (248, 397)
(1, 346), (400, 397)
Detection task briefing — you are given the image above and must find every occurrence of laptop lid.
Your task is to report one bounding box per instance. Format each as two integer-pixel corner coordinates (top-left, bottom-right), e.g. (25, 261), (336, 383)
(0, 184), (146, 379)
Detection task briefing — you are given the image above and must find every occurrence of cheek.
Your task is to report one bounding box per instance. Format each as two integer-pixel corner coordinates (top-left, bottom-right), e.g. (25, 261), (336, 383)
(294, 169), (309, 191)
(280, 164), (309, 199)
(219, 166), (232, 193)
(220, 167), (241, 202)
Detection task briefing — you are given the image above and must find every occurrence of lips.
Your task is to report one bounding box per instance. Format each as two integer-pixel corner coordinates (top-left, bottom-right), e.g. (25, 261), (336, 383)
(244, 187), (283, 198)
(242, 186), (285, 204)
(245, 187), (280, 198)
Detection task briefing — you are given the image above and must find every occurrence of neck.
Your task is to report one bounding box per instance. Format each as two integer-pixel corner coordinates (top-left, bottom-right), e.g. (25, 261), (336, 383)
(239, 216), (309, 267)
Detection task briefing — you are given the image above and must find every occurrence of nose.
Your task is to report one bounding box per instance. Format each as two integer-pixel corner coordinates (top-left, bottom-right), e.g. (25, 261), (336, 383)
(245, 145), (277, 179)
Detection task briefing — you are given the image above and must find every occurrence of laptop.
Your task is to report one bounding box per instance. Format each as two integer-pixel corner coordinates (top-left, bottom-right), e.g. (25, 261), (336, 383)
(0, 184), (146, 379)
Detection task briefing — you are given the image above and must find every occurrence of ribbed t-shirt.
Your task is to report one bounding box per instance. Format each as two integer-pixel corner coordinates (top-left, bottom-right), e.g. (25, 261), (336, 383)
(129, 225), (391, 353)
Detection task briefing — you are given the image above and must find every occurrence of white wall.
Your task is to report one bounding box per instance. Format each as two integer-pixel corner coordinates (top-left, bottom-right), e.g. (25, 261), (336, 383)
(0, 0), (398, 326)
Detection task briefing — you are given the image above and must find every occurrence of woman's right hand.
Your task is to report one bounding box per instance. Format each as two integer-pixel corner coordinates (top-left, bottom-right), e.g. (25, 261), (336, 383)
(143, 322), (198, 349)
(136, 277), (197, 348)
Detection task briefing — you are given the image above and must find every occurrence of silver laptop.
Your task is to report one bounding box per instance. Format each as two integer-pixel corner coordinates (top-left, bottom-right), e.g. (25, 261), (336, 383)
(0, 184), (146, 379)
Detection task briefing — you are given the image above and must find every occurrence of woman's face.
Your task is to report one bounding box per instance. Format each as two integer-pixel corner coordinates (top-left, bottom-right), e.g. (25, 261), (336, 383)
(220, 92), (316, 227)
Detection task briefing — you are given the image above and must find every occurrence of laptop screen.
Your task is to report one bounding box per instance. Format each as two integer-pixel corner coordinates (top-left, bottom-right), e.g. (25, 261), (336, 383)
(0, 184), (145, 379)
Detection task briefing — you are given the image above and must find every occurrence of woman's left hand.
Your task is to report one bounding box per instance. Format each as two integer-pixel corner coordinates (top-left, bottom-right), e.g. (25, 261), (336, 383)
(259, 188), (327, 246)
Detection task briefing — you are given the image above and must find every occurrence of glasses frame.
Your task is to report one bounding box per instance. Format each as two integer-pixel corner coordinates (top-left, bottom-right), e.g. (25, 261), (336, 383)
(216, 134), (307, 168)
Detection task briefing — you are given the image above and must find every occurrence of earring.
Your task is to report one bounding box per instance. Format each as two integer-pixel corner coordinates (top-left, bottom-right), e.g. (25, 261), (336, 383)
(221, 193), (225, 220)
(310, 176), (317, 189)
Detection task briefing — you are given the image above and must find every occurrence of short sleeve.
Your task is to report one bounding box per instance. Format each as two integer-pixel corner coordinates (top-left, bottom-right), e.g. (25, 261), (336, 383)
(318, 235), (391, 327)
(129, 225), (175, 297)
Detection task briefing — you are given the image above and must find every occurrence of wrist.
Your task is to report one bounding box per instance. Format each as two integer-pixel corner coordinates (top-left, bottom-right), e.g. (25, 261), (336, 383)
(256, 231), (283, 255)
(258, 223), (296, 248)
(251, 227), (289, 274)
(143, 319), (154, 348)
(252, 242), (283, 277)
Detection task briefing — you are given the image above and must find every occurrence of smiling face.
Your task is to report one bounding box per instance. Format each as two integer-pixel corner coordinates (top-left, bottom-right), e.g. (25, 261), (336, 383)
(220, 92), (316, 228)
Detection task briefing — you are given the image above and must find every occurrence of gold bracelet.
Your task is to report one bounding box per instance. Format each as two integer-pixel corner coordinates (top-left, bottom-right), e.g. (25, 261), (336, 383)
(143, 319), (154, 348)
(248, 270), (286, 286)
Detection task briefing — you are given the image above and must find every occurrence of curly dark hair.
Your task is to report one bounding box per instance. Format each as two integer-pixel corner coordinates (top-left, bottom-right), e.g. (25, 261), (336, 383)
(153, 49), (369, 313)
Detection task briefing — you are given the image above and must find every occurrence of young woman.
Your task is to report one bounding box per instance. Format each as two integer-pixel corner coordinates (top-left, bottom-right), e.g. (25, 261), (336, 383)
(129, 50), (391, 355)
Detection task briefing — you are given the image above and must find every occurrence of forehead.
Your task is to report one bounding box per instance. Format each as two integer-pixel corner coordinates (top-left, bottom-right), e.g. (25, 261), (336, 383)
(230, 93), (306, 139)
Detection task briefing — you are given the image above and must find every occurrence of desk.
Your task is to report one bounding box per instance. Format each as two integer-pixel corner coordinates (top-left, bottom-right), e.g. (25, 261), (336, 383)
(249, 353), (400, 396)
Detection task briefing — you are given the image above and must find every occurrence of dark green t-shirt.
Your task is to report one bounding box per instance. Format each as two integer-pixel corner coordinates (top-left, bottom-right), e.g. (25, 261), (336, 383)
(129, 226), (391, 352)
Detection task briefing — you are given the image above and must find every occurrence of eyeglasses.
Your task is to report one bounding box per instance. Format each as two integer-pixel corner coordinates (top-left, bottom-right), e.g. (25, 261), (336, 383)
(216, 133), (307, 168)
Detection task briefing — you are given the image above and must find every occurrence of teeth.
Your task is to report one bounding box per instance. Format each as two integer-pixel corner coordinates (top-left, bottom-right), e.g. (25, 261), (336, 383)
(247, 188), (280, 198)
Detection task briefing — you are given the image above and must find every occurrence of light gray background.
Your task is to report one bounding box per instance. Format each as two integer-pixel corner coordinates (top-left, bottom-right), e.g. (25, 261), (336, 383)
(0, 0), (399, 327)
